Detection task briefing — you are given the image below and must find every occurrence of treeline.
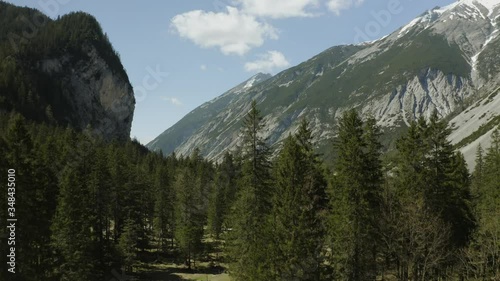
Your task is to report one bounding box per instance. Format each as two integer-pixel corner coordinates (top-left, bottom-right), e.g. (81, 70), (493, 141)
(0, 111), (230, 281)
(0, 112), (173, 280)
(223, 103), (498, 280)
(0, 101), (499, 280)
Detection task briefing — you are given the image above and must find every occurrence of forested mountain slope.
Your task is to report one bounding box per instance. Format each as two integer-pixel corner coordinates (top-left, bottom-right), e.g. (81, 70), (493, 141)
(0, 2), (499, 281)
(0, 1), (135, 140)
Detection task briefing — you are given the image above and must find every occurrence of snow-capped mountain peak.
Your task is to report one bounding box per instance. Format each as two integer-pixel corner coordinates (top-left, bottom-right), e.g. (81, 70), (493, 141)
(149, 1), (500, 171)
(437, 0), (500, 15)
(462, 0), (500, 11)
(243, 73), (271, 89)
(392, 0), (500, 54)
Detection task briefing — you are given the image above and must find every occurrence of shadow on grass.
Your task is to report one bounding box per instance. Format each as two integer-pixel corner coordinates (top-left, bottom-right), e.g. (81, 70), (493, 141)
(168, 265), (225, 275)
(137, 269), (189, 281)
(136, 263), (225, 280)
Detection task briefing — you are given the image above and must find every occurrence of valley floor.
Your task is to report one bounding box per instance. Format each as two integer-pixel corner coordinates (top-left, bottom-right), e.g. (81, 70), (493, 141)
(130, 236), (230, 281)
(135, 262), (230, 281)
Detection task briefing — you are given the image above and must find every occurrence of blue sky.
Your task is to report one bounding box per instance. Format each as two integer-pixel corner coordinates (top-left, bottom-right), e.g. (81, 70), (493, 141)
(8, 0), (455, 144)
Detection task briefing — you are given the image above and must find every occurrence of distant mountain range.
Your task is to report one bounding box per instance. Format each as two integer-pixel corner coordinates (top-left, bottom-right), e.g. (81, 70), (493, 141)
(148, 0), (500, 169)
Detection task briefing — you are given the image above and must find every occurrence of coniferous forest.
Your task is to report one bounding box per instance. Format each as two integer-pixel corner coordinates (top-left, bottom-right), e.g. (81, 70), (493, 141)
(0, 2), (500, 280)
(1, 101), (499, 281)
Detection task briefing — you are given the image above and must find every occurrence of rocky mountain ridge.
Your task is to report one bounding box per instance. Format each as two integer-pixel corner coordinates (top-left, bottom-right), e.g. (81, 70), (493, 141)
(148, 0), (500, 168)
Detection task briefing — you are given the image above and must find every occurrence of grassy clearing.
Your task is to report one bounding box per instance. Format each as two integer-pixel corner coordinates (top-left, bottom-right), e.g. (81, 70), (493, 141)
(130, 235), (230, 281)
(134, 262), (230, 281)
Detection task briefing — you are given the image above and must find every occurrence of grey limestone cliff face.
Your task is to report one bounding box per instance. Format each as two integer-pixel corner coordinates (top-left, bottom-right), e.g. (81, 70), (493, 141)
(154, 66), (478, 163)
(40, 44), (135, 141)
(365, 69), (474, 127)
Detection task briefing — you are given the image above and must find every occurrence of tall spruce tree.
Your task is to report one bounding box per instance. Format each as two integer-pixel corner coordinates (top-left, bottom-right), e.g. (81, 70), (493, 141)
(51, 162), (96, 281)
(87, 145), (116, 276)
(208, 168), (226, 239)
(174, 164), (205, 269)
(328, 110), (383, 280)
(226, 101), (273, 281)
(388, 113), (476, 279)
(153, 163), (174, 253)
(3, 114), (58, 280)
(108, 144), (129, 242)
(118, 218), (139, 272)
(208, 152), (239, 239)
(270, 119), (327, 280)
(472, 144), (484, 193)
(423, 112), (475, 250)
(387, 118), (439, 280)
(470, 129), (500, 278)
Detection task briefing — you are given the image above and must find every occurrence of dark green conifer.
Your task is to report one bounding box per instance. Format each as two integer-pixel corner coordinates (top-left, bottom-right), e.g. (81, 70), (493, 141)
(174, 165), (205, 269)
(226, 101), (273, 281)
(328, 110), (383, 280)
(270, 119), (327, 280)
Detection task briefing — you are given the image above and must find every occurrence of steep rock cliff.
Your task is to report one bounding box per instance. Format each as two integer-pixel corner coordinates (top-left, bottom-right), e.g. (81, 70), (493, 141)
(0, 2), (135, 140)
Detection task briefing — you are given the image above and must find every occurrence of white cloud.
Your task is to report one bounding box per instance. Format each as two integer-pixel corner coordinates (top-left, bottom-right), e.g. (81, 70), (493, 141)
(235, 0), (319, 19)
(327, 0), (365, 15)
(162, 97), (183, 106)
(171, 7), (278, 56)
(245, 51), (290, 73)
(200, 64), (207, 71)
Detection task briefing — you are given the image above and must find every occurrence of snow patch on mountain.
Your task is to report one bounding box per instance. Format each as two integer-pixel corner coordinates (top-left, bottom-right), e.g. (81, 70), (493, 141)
(471, 13), (499, 75)
(243, 77), (257, 89)
(279, 81), (294, 87)
(398, 17), (421, 37)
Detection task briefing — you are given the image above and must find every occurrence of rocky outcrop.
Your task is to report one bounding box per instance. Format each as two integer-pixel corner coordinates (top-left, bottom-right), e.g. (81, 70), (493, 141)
(0, 3), (135, 141)
(366, 69), (474, 127)
(39, 44), (135, 141)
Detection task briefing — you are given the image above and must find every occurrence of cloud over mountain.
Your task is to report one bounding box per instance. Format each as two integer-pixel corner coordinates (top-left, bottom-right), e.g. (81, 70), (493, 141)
(171, 7), (278, 56)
